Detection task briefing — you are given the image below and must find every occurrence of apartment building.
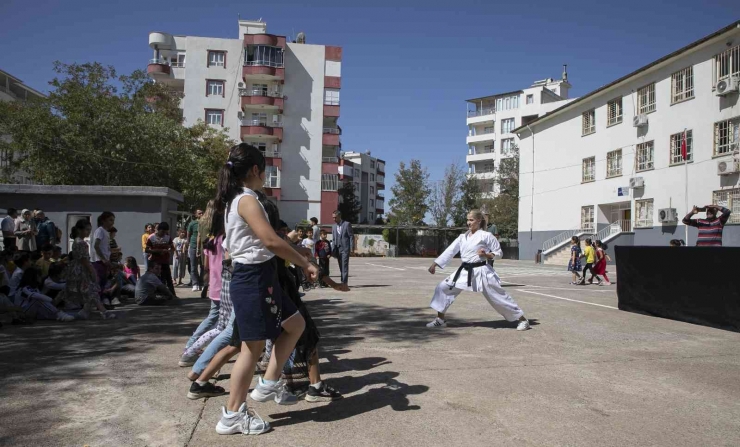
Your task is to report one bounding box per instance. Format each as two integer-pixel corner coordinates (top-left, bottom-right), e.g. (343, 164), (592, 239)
(466, 72), (573, 197)
(0, 69), (45, 184)
(516, 21), (740, 263)
(146, 20), (343, 225)
(342, 151), (386, 223)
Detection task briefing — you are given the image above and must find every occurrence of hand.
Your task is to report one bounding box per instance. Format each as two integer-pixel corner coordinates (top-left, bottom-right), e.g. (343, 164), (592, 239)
(477, 248), (488, 258)
(692, 205), (699, 215)
(304, 263), (319, 282)
(428, 263), (437, 274)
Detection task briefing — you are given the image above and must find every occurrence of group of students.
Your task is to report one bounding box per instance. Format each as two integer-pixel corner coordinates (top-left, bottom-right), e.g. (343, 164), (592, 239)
(567, 236), (611, 286)
(174, 143), (350, 436)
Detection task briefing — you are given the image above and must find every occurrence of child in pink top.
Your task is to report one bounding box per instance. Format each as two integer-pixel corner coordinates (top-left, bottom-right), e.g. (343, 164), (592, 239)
(124, 256), (140, 285)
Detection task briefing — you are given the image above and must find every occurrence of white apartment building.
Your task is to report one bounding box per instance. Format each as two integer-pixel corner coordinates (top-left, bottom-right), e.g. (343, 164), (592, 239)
(147, 20), (344, 225)
(0, 69), (45, 184)
(516, 21), (740, 264)
(342, 151), (386, 223)
(466, 71), (573, 197)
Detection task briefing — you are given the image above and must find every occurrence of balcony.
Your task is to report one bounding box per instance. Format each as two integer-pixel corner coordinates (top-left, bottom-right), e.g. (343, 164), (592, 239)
(243, 60), (284, 80)
(261, 147), (281, 158)
(243, 34), (286, 48)
(240, 119), (283, 140)
(324, 99), (340, 118)
(377, 162), (385, 174)
(147, 58), (171, 77)
(466, 108), (496, 125)
(466, 146), (496, 163)
(466, 130), (495, 145)
(239, 88), (284, 111)
(322, 127), (341, 146)
(322, 156), (339, 163)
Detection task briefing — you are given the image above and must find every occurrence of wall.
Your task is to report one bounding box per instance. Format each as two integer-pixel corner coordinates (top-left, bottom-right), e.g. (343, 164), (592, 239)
(519, 30), (740, 247)
(180, 36), (244, 141)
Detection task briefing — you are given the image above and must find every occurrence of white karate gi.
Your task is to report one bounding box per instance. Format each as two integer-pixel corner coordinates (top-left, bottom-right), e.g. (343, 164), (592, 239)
(429, 230), (524, 321)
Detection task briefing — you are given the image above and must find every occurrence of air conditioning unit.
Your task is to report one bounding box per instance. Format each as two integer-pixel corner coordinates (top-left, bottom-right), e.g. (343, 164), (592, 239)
(717, 159), (740, 175)
(632, 114), (648, 127)
(658, 208), (678, 224)
(716, 76), (740, 96)
(238, 82), (245, 88)
(629, 177), (644, 188)
(237, 111), (244, 119)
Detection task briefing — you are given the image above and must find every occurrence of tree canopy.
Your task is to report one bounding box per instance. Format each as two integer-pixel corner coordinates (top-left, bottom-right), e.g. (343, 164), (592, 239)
(388, 159), (430, 226)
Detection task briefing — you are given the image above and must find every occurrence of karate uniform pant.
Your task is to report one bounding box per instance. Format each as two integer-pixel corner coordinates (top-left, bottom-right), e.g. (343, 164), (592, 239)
(429, 270), (524, 322)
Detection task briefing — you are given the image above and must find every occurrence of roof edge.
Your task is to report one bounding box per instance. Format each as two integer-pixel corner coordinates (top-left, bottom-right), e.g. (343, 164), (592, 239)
(0, 184), (184, 202)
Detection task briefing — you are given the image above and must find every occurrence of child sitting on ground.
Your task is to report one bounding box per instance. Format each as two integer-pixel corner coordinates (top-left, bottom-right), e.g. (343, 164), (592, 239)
(51, 246), (63, 263)
(9, 252), (31, 299)
(15, 267), (75, 322)
(124, 256), (140, 285)
(42, 262), (67, 303)
(36, 243), (54, 278)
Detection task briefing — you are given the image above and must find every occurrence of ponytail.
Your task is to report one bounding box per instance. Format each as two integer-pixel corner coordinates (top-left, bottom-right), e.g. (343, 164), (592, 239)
(70, 218), (91, 239)
(215, 143), (266, 216)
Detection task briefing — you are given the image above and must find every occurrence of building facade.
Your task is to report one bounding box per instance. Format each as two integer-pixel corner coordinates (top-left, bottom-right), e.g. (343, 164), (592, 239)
(342, 151), (386, 223)
(1, 69), (45, 184)
(466, 72), (573, 198)
(516, 21), (740, 263)
(146, 20), (343, 225)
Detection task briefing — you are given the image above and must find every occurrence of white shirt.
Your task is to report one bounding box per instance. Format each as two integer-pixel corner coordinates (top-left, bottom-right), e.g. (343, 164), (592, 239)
(1, 216), (15, 234)
(434, 230), (503, 292)
(90, 226), (111, 262)
(223, 188), (274, 265)
(302, 238), (315, 251)
(311, 225), (320, 243)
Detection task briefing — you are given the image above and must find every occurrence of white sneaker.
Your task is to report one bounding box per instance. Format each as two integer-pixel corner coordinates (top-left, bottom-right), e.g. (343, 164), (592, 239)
(111, 298), (121, 306)
(250, 377), (299, 405)
(215, 403), (270, 435)
(192, 285), (199, 292)
(426, 317), (446, 328)
(516, 319), (531, 331)
(56, 311), (75, 322)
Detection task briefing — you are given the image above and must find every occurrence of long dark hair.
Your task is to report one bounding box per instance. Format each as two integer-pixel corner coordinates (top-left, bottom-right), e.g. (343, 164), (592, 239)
(257, 190), (280, 230)
(204, 210), (226, 252)
(215, 143), (266, 216)
(97, 211), (115, 228)
(70, 218), (91, 239)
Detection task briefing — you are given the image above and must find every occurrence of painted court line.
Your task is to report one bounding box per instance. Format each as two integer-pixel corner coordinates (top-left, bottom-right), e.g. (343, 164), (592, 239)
(514, 289), (618, 310)
(501, 282), (615, 293)
(364, 263), (406, 271)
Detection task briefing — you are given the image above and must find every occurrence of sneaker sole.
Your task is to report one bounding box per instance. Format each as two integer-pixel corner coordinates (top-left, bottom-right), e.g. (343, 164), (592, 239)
(517, 326), (531, 331)
(216, 421), (271, 435)
(179, 361), (196, 367)
(426, 324), (446, 328)
(250, 389), (299, 405)
(187, 391), (225, 400)
(305, 394), (342, 403)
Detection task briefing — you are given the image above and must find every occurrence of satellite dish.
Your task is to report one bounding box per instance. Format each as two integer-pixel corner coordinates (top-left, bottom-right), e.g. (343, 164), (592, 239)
(296, 32), (306, 44)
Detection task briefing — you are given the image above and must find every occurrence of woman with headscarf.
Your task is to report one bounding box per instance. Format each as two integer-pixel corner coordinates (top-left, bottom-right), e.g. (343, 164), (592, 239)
(14, 209), (38, 252)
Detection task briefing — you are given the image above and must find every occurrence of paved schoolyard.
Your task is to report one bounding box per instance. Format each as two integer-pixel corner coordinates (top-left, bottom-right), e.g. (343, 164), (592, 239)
(1, 258), (739, 446)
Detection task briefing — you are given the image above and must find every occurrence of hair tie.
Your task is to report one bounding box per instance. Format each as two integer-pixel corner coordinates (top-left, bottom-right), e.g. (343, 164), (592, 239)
(226, 161), (233, 168)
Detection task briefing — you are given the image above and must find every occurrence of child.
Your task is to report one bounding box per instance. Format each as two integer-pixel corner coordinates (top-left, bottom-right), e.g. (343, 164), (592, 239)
(582, 238), (601, 285)
(36, 243), (54, 278)
(51, 246), (62, 263)
(146, 222), (177, 296)
(212, 143), (317, 436)
(302, 229), (315, 253)
(173, 228), (188, 286)
(567, 236), (583, 285)
(315, 230), (332, 286)
(593, 240), (612, 286)
(109, 227), (122, 256)
(426, 210), (530, 331)
(15, 267), (75, 322)
(124, 256), (140, 285)
(42, 262), (67, 302)
(9, 252), (30, 299)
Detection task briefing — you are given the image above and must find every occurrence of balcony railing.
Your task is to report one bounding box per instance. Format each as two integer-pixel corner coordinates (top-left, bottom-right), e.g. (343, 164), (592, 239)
(239, 88), (283, 98)
(323, 127), (341, 135)
(261, 148), (281, 158)
(171, 61), (185, 68)
(0, 85), (16, 98)
(324, 99), (340, 106)
(149, 58), (168, 65)
(467, 108), (495, 117)
(322, 157), (339, 163)
(241, 119), (283, 127)
(377, 162), (385, 172)
(376, 175), (385, 183)
(244, 60), (284, 68)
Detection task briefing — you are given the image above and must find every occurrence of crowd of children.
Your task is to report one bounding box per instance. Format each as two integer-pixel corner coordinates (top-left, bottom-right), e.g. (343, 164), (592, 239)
(567, 236), (612, 286)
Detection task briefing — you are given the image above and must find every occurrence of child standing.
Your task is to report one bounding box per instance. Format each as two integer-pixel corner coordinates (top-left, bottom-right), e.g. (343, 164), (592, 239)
(581, 238), (601, 285)
(173, 228), (188, 286)
(567, 236), (583, 284)
(592, 240), (611, 285)
(315, 230), (332, 285)
(146, 222), (177, 296)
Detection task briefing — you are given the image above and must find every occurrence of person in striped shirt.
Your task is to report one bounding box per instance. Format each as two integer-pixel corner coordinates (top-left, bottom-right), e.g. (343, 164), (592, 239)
(682, 205), (731, 246)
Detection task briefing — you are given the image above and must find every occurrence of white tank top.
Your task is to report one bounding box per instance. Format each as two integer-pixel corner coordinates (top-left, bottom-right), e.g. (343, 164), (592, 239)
(223, 188), (274, 265)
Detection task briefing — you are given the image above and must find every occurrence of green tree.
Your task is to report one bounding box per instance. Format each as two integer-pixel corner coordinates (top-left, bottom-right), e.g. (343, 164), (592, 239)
(0, 62), (234, 211)
(452, 175), (481, 226)
(388, 159), (430, 226)
(337, 180), (361, 224)
(481, 146), (519, 238)
(428, 163), (464, 227)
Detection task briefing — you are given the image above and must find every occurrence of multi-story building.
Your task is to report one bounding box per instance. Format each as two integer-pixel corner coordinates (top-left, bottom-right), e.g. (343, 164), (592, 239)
(342, 151), (386, 223)
(146, 20), (343, 225)
(1, 69), (45, 184)
(516, 21), (740, 263)
(466, 72), (573, 197)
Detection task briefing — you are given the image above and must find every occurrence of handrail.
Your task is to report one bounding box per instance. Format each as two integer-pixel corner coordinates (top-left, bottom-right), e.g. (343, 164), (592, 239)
(324, 99), (340, 106)
(322, 157), (339, 163)
(261, 149), (281, 158)
(149, 58), (168, 65)
(239, 88), (283, 98)
(467, 108), (495, 117)
(596, 220), (633, 242)
(241, 119), (283, 127)
(323, 127), (341, 135)
(542, 228), (591, 253)
(244, 60), (284, 68)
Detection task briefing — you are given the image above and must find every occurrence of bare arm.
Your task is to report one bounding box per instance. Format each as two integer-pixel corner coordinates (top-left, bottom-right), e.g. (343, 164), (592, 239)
(683, 205), (698, 226)
(93, 236), (109, 265)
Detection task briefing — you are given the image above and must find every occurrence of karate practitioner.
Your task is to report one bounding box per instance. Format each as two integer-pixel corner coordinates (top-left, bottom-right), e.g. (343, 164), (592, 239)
(426, 210), (530, 330)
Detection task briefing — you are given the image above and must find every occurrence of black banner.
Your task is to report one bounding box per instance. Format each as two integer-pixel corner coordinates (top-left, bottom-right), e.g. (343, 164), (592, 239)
(616, 246), (740, 332)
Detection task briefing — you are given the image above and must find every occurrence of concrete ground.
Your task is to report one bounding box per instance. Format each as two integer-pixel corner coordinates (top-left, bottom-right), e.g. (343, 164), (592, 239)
(1, 258), (739, 447)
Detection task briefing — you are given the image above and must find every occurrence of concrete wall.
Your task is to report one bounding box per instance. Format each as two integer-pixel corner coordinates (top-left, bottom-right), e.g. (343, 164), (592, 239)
(519, 29), (740, 247)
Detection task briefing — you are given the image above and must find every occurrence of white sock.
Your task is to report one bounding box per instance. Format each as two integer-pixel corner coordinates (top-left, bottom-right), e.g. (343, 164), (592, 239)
(310, 381), (323, 390)
(196, 380), (208, 386)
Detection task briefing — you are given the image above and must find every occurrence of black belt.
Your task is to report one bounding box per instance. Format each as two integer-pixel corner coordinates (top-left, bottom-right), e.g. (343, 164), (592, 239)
(449, 261), (487, 289)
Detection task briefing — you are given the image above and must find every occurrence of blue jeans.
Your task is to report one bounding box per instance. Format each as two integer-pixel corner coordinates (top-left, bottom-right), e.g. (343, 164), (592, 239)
(185, 299), (220, 349)
(188, 246), (201, 286)
(192, 310), (235, 375)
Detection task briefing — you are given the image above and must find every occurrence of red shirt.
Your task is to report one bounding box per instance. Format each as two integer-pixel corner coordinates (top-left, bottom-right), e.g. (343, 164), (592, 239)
(146, 233), (172, 264)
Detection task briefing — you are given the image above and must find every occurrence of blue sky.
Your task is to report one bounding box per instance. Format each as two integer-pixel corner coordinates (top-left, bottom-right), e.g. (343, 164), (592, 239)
(1, 0), (738, 198)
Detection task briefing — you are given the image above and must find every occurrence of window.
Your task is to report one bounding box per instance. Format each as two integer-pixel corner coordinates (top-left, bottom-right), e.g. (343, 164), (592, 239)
(670, 130), (693, 165)
(526, 94), (534, 105)
(170, 53), (186, 67)
(607, 149), (622, 177)
(370, 199), (374, 207)
(324, 89), (340, 105)
(205, 109), (223, 126)
(369, 212), (374, 222)
(637, 83), (656, 114)
(581, 206), (594, 231)
(208, 51), (225, 67)
(264, 166), (280, 188)
(501, 138), (514, 155)
(495, 95), (519, 111)
(252, 83), (268, 95)
(501, 118), (515, 134)
(714, 117), (740, 156)
(0, 147), (10, 169)
(370, 160), (376, 168)
(582, 157), (595, 182)
(370, 173), (375, 181)
(671, 66), (694, 104)
(370, 186), (374, 194)
(483, 145), (494, 154)
(714, 44), (740, 86)
(713, 189), (740, 224)
(582, 110), (595, 135)
(206, 80), (224, 97)
(354, 168), (360, 178)
(321, 174), (339, 191)
(483, 125), (495, 134)
(636, 141), (654, 171)
(478, 162), (495, 173)
(245, 45), (284, 67)
(635, 199), (654, 228)
(607, 98), (623, 126)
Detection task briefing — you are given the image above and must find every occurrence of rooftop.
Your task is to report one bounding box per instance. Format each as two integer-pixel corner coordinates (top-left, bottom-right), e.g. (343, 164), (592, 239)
(0, 184), (183, 202)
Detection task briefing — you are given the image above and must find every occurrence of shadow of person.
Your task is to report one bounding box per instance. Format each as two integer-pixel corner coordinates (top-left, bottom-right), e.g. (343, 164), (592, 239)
(451, 318), (540, 329)
(320, 356), (393, 374)
(269, 377), (428, 426)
